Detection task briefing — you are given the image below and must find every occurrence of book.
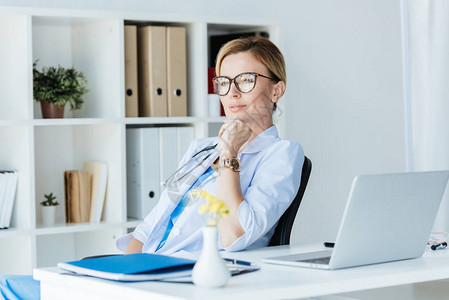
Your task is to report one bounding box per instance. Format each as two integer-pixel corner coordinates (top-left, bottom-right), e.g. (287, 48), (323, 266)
(83, 162), (108, 223)
(57, 253), (195, 281)
(0, 172), (7, 228)
(64, 171), (91, 223)
(0, 171), (18, 228)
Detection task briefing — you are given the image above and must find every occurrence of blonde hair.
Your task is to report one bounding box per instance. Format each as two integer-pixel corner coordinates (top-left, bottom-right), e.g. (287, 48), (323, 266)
(215, 36), (286, 110)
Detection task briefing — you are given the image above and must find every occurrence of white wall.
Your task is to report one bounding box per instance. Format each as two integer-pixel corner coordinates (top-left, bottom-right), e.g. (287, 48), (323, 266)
(282, 0), (407, 244)
(1, 0), (407, 245)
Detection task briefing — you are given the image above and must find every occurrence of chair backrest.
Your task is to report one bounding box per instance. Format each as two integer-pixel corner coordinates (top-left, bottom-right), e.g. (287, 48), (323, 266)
(268, 156), (312, 246)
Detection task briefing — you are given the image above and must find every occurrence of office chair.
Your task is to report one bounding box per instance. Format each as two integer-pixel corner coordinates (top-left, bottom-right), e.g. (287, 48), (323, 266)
(268, 156), (312, 247)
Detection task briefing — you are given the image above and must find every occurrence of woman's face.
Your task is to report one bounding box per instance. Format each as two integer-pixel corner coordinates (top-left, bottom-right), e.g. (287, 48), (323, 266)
(219, 52), (282, 133)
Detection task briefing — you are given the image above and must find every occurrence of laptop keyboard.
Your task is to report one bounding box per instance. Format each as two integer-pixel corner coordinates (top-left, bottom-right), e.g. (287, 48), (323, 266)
(297, 256), (331, 265)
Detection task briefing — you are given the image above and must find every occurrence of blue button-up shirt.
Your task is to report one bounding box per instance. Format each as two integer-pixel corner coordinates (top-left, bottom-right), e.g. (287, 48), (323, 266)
(116, 125), (304, 255)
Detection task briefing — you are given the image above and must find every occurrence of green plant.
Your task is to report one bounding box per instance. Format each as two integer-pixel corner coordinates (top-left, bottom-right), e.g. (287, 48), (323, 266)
(41, 193), (59, 206)
(33, 60), (89, 110)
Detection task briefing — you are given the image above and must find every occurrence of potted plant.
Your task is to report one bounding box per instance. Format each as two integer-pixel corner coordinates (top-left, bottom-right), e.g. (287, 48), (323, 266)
(40, 192), (59, 226)
(33, 60), (89, 118)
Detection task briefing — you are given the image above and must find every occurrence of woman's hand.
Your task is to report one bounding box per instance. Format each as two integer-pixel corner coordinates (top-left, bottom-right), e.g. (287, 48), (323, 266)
(218, 120), (253, 158)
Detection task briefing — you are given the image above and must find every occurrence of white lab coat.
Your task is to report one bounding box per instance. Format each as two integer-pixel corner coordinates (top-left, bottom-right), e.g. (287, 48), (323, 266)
(116, 125), (304, 254)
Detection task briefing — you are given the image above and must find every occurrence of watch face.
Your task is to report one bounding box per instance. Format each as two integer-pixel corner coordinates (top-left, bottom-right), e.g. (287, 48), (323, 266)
(230, 158), (241, 171)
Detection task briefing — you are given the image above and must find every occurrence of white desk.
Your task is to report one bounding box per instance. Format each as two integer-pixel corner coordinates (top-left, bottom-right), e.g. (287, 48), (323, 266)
(34, 244), (449, 300)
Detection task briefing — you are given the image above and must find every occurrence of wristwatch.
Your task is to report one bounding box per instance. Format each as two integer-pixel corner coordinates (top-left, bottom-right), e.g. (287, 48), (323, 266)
(220, 157), (241, 172)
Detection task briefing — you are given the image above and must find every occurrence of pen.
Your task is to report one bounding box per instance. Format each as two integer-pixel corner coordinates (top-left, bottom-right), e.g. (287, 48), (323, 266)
(431, 242), (447, 250)
(223, 258), (256, 266)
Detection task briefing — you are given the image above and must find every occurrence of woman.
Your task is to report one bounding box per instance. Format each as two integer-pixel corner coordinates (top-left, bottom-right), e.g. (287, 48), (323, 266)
(119, 36), (304, 255)
(0, 36), (304, 299)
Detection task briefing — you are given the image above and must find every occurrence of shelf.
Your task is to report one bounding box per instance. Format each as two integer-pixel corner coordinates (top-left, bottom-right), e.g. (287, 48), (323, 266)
(0, 6), (277, 274)
(36, 228), (123, 268)
(0, 228), (32, 238)
(32, 16), (122, 119)
(35, 221), (127, 235)
(125, 116), (202, 125)
(32, 118), (123, 126)
(0, 120), (31, 127)
(124, 218), (141, 229)
(33, 124), (124, 226)
(206, 116), (227, 123)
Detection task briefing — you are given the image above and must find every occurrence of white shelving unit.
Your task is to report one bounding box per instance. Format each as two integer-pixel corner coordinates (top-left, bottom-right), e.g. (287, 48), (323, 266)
(0, 7), (277, 275)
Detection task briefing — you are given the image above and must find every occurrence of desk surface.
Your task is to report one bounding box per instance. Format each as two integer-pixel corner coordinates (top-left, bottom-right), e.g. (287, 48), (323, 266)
(34, 244), (449, 300)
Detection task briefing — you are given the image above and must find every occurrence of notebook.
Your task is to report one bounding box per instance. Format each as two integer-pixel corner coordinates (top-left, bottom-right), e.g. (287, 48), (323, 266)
(263, 171), (449, 270)
(58, 253), (195, 281)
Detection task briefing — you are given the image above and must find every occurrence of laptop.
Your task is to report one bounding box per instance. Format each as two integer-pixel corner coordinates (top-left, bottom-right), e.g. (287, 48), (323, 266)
(263, 171), (449, 270)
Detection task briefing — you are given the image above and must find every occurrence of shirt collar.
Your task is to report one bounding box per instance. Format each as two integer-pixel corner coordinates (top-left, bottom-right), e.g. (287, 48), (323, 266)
(240, 125), (280, 154)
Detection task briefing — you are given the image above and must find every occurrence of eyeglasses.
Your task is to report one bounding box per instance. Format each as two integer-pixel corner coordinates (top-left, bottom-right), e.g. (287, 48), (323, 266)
(213, 72), (276, 96)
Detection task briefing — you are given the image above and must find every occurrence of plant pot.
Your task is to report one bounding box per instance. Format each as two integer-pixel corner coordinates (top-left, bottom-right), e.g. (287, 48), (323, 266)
(192, 226), (230, 288)
(41, 206), (56, 226)
(40, 101), (65, 118)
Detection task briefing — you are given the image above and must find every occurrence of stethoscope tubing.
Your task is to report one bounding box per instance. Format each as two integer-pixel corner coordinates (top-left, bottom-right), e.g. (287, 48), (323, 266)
(162, 143), (218, 187)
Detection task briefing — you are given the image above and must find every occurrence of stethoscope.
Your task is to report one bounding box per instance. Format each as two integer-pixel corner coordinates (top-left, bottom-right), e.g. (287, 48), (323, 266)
(161, 143), (218, 188)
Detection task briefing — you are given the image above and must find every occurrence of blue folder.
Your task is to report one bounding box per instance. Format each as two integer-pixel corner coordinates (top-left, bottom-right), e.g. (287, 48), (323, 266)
(57, 253), (196, 281)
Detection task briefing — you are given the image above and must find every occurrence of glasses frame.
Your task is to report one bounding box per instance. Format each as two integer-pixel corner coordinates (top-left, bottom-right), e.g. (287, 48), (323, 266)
(213, 72), (276, 96)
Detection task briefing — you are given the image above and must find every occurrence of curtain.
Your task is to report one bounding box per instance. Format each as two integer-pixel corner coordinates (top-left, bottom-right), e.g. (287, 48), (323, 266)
(407, 0), (449, 231)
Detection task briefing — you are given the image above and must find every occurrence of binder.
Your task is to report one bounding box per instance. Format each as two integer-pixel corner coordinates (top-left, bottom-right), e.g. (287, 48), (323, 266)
(124, 25), (139, 117)
(126, 126), (194, 220)
(126, 128), (160, 220)
(57, 253), (195, 282)
(138, 26), (167, 117)
(207, 67), (216, 94)
(166, 27), (187, 117)
(83, 162), (108, 223)
(159, 127), (178, 185)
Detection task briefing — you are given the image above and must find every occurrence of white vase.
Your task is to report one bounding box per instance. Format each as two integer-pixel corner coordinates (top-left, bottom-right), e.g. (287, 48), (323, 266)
(192, 226), (230, 288)
(41, 206), (56, 226)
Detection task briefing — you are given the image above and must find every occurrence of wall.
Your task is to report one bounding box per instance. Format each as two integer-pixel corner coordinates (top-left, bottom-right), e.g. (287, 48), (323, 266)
(0, 0), (407, 245)
(283, 0), (406, 244)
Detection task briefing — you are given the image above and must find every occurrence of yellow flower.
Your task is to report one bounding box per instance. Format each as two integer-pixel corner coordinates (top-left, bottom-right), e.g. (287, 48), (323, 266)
(199, 204), (208, 214)
(195, 190), (229, 226)
(209, 201), (221, 213)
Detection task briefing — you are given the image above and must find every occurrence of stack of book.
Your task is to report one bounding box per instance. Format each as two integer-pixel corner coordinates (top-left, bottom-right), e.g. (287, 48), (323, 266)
(0, 170), (19, 229)
(64, 162), (108, 224)
(124, 24), (187, 118)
